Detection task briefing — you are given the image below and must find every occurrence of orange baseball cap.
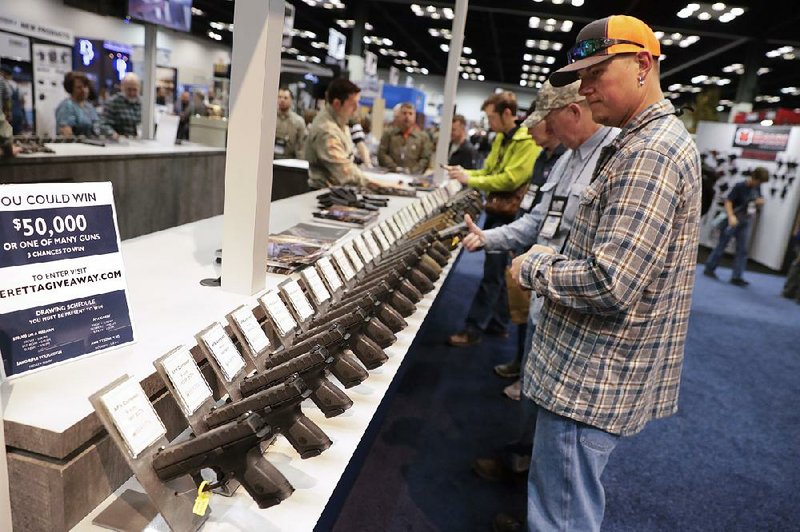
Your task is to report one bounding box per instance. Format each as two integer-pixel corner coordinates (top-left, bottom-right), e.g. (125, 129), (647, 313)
(549, 15), (661, 87)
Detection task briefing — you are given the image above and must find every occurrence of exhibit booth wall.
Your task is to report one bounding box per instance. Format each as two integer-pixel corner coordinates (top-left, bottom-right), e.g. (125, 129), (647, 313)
(696, 120), (800, 270)
(1, 0), (231, 91)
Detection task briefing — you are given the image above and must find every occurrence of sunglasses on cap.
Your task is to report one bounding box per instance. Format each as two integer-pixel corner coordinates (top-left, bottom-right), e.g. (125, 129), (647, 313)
(567, 38), (644, 64)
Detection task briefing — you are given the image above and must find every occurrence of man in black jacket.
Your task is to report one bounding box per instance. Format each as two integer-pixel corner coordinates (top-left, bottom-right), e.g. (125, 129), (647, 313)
(448, 114), (476, 169)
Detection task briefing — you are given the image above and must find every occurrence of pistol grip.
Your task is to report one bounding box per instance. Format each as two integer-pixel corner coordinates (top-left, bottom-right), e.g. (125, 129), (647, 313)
(329, 350), (369, 388)
(283, 414), (333, 458)
(350, 334), (388, 370)
(397, 278), (423, 303)
(310, 377), (353, 417)
(240, 448), (294, 509)
(364, 318), (397, 348)
(388, 290), (416, 317)
(377, 303), (407, 333)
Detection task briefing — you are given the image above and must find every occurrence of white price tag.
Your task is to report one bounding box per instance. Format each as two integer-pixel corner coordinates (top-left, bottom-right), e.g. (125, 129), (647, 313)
(377, 223), (395, 247)
(301, 267), (331, 304)
(414, 201), (426, 220)
(231, 306), (270, 355)
(333, 248), (357, 279)
(400, 209), (413, 230)
(161, 347), (213, 416)
(389, 218), (404, 239)
(100, 378), (166, 458)
(201, 323), (246, 382)
(344, 242), (364, 272)
(421, 195), (433, 216)
(281, 279), (315, 322)
(353, 235), (374, 263)
(259, 291), (297, 336)
(317, 256), (344, 291)
(364, 230), (382, 258)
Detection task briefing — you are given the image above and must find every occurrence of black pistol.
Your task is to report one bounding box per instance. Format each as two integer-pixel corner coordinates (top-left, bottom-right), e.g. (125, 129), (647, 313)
(152, 412), (293, 509)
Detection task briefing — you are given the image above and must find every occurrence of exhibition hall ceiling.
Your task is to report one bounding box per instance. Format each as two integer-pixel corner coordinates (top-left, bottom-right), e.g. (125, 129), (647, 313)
(190, 0), (800, 111)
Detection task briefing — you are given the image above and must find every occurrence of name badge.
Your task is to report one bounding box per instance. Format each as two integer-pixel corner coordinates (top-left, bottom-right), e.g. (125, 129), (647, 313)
(519, 184), (540, 212)
(274, 137), (287, 155)
(539, 194), (568, 240)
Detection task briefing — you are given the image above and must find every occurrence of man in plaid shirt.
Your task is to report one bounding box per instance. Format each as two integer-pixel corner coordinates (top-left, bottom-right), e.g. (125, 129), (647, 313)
(102, 73), (142, 137)
(496, 16), (701, 532)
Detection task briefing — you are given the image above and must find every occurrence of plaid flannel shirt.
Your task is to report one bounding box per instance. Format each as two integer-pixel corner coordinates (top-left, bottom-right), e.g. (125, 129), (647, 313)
(102, 93), (141, 137)
(520, 99), (701, 436)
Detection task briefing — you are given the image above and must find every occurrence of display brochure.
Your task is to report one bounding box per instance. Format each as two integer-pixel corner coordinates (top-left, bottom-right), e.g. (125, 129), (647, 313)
(316, 257), (344, 292)
(199, 323), (246, 382)
(343, 242), (365, 271)
(280, 280), (315, 322)
(279, 222), (350, 243)
(99, 377), (166, 458)
(301, 267), (331, 304)
(312, 205), (379, 226)
(259, 291), (297, 336)
(0, 183), (135, 379)
(161, 346), (213, 416)
(332, 248), (357, 281)
(266, 233), (330, 274)
(230, 306), (270, 355)
(364, 230), (383, 258)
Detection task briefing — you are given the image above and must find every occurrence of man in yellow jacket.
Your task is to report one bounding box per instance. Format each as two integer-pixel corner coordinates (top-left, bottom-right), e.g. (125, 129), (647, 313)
(446, 91), (539, 346)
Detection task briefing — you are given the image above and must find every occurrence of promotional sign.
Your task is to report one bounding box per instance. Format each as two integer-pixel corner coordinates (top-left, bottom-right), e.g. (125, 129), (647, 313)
(0, 183), (134, 379)
(732, 125), (792, 162)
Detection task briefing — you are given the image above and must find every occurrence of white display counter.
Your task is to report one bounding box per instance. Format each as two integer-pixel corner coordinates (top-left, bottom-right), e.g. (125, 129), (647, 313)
(1, 189), (458, 531)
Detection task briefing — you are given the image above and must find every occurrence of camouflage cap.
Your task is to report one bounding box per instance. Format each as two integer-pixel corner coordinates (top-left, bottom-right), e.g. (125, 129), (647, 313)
(521, 80), (584, 128)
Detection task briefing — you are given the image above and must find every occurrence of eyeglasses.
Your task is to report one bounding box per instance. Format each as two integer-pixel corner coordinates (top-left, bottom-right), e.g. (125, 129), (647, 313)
(567, 38), (644, 64)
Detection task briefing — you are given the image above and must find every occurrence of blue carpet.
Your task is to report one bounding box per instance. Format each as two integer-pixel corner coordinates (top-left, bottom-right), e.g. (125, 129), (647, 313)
(331, 249), (800, 532)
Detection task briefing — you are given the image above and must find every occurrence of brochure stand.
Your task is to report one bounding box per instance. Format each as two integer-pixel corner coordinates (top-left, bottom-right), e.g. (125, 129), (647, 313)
(90, 376), (207, 532)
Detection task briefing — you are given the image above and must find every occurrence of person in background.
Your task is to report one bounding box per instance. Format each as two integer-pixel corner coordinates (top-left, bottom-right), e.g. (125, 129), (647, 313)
(55, 71), (115, 138)
(465, 81), (617, 495)
(704, 166), (769, 286)
(448, 114), (476, 169)
(177, 90), (191, 139)
(492, 15), (700, 531)
(378, 102), (432, 174)
(781, 216), (800, 303)
(305, 78), (375, 189)
(350, 116), (372, 167)
(0, 63), (27, 134)
(445, 91), (539, 347)
(275, 87), (307, 159)
(102, 73), (142, 137)
(1, 106), (20, 157)
(493, 117), (566, 391)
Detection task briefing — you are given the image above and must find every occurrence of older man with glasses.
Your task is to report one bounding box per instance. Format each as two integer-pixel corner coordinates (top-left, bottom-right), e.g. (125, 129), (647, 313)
(492, 15), (701, 532)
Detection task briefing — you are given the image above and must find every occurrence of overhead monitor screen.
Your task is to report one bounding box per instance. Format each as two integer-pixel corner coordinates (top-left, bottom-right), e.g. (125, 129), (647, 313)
(128, 0), (193, 33)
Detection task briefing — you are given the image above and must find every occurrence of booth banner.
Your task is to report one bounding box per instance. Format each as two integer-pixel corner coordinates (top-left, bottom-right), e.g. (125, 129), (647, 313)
(733, 125), (791, 160)
(0, 183), (134, 379)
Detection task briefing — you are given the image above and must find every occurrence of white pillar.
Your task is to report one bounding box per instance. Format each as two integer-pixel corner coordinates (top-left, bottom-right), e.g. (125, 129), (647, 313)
(221, 0), (284, 295)
(141, 24), (157, 139)
(433, 0), (469, 184)
(0, 386), (13, 531)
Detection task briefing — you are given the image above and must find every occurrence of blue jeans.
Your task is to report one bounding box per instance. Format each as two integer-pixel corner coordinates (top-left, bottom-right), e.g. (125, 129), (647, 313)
(464, 212), (513, 333)
(705, 219), (751, 280)
(527, 408), (620, 532)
